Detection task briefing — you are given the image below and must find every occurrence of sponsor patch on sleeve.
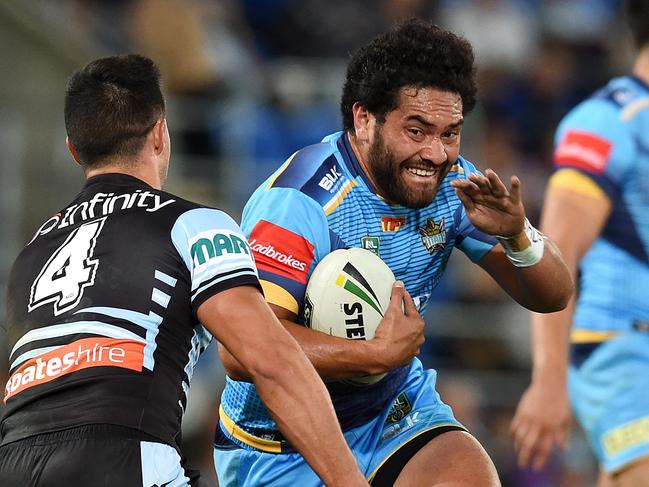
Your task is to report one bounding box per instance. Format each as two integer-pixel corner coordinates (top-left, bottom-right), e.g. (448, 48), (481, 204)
(248, 221), (314, 284)
(554, 130), (612, 174)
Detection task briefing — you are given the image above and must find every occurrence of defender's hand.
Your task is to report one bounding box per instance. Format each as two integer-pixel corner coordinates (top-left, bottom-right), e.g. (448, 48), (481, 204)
(511, 380), (572, 471)
(450, 169), (526, 238)
(371, 281), (425, 371)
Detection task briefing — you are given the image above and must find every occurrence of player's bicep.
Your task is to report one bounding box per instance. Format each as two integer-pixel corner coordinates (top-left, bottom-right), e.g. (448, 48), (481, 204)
(198, 285), (289, 378)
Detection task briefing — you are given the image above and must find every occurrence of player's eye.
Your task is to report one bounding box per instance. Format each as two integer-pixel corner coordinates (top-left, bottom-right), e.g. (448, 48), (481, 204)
(407, 127), (424, 138)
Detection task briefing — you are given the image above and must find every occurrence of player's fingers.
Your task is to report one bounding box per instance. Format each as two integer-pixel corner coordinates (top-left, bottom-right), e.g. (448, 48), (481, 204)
(451, 178), (482, 197)
(453, 187), (475, 213)
(531, 433), (554, 471)
(400, 286), (419, 316)
(388, 281), (405, 308)
(517, 426), (541, 468)
(555, 426), (570, 450)
(468, 172), (492, 194)
(509, 176), (522, 205)
(485, 169), (508, 196)
(511, 416), (529, 453)
(510, 410), (523, 435)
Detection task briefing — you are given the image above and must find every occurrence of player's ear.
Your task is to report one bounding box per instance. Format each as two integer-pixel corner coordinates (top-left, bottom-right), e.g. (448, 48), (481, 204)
(152, 118), (167, 156)
(352, 103), (374, 143)
(66, 137), (83, 166)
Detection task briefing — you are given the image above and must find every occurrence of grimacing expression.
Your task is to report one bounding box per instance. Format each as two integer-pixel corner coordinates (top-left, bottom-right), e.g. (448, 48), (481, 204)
(367, 87), (463, 209)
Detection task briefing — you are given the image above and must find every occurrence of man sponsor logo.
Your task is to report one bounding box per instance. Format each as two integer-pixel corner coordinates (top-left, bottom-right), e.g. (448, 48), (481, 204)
(554, 130), (612, 174)
(4, 337), (145, 402)
(381, 216), (406, 232)
(418, 217), (447, 254)
(318, 165), (343, 192)
(361, 236), (380, 256)
(248, 220), (315, 283)
(190, 231), (252, 265)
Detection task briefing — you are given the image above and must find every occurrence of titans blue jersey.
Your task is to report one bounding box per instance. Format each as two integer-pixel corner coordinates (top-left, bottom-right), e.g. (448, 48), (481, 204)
(551, 76), (649, 339)
(217, 132), (497, 451)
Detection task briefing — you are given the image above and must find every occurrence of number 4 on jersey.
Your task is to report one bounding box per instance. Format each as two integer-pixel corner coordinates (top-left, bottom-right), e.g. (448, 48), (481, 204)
(29, 217), (106, 316)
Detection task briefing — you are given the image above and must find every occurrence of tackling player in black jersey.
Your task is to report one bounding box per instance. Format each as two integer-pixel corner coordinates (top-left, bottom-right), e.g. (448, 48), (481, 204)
(0, 54), (374, 487)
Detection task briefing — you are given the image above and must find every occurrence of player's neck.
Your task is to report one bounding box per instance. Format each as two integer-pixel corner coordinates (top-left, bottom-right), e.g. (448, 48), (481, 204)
(347, 132), (386, 199)
(85, 161), (163, 190)
(632, 46), (649, 85)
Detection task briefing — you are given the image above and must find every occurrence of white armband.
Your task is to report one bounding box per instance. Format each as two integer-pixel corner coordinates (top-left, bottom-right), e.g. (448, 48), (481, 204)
(496, 218), (545, 268)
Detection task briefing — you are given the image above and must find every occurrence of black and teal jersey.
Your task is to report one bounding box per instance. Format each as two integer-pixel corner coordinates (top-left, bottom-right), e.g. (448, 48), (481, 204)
(218, 131), (497, 451)
(2, 173), (260, 448)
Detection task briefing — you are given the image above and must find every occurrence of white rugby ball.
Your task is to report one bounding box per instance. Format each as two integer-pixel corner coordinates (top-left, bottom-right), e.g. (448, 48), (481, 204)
(303, 248), (395, 385)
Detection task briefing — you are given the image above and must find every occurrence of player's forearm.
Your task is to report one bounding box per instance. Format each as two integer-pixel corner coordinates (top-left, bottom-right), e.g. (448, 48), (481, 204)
(506, 237), (574, 312)
(218, 321), (387, 381)
(529, 297), (574, 385)
(482, 237), (573, 313)
(280, 319), (389, 378)
(254, 340), (367, 486)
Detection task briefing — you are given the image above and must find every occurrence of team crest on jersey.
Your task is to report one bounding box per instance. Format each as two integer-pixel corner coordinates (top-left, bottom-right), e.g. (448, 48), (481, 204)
(381, 216), (406, 232)
(360, 236), (380, 256)
(418, 217), (447, 254)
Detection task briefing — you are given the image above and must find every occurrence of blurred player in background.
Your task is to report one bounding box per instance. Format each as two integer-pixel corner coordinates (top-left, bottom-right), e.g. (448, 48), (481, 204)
(0, 54), (370, 487)
(214, 19), (572, 486)
(511, 1), (649, 485)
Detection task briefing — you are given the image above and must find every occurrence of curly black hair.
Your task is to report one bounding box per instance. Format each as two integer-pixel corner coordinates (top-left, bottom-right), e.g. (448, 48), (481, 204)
(341, 19), (477, 132)
(626, 0), (649, 49)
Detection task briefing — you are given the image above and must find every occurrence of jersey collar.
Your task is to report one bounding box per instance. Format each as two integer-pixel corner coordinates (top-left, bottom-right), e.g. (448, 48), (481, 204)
(83, 172), (152, 189)
(337, 132), (380, 194)
(629, 75), (649, 94)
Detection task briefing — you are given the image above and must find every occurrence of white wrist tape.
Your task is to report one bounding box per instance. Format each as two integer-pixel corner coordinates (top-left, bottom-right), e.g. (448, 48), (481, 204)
(496, 218), (545, 268)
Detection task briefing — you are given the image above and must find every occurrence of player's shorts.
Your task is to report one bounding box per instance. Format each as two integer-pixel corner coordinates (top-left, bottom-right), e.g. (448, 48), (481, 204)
(569, 331), (649, 473)
(0, 424), (200, 487)
(213, 360), (465, 486)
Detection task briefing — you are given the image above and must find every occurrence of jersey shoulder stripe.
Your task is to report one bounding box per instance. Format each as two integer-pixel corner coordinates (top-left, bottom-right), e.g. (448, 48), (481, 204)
(268, 141), (353, 209)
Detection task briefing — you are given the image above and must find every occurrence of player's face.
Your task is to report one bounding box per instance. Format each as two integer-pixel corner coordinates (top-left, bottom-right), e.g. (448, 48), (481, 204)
(368, 87), (463, 208)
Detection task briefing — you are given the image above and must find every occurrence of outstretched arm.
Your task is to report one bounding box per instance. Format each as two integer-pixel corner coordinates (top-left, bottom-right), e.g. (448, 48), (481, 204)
(198, 285), (368, 487)
(510, 184), (610, 470)
(451, 169), (573, 312)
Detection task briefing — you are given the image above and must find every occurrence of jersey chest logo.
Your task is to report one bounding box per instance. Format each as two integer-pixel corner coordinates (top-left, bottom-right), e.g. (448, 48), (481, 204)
(381, 216), (406, 232)
(360, 236), (380, 256)
(418, 217), (447, 254)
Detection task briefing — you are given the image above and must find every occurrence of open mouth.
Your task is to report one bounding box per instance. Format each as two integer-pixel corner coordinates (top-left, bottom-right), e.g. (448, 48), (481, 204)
(405, 167), (437, 177)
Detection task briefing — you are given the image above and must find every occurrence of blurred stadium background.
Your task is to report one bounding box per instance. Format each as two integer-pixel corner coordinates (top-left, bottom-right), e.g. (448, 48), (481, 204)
(0, 1), (632, 485)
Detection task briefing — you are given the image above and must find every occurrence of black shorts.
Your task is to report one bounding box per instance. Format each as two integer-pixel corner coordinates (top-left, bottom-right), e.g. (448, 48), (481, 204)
(371, 425), (464, 486)
(0, 424), (200, 487)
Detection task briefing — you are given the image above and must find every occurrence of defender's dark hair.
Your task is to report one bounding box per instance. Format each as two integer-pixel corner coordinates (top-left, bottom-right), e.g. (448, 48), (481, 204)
(626, 0), (649, 50)
(64, 54), (165, 166)
(341, 19), (477, 132)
